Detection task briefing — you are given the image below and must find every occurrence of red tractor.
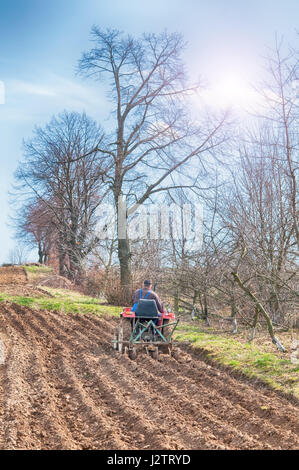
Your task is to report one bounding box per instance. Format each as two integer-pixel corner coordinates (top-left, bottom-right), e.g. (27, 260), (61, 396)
(112, 299), (179, 360)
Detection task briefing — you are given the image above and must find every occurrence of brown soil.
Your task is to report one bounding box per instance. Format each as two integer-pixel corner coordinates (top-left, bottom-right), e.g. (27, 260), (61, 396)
(0, 285), (53, 297)
(0, 302), (298, 450)
(0, 265), (73, 295)
(0, 266), (27, 285)
(37, 274), (75, 290)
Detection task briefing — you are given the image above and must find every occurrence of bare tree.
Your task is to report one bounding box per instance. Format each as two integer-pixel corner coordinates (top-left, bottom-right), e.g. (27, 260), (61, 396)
(209, 138), (297, 349)
(78, 27), (229, 296)
(14, 199), (55, 264)
(14, 111), (106, 282)
(8, 244), (28, 265)
(253, 37), (298, 248)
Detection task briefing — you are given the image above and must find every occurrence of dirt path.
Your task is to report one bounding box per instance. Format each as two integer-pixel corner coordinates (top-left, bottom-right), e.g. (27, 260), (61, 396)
(0, 301), (298, 450)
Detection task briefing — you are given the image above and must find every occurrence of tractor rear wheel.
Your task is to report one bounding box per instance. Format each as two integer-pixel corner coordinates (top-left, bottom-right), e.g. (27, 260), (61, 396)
(162, 319), (171, 340)
(122, 318), (132, 341)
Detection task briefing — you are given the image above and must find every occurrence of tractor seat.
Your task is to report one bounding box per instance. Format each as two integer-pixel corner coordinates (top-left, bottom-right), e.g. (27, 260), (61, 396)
(135, 299), (159, 318)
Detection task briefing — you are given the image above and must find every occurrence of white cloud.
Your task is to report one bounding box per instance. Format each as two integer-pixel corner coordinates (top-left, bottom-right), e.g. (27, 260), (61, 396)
(11, 80), (57, 97)
(49, 74), (108, 112)
(1, 74), (109, 123)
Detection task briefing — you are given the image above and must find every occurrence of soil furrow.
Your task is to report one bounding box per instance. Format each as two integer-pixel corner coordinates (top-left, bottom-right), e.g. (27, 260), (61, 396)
(32, 311), (277, 449)
(29, 309), (185, 449)
(169, 346), (299, 433)
(16, 310), (128, 449)
(0, 302), (298, 450)
(2, 306), (82, 449)
(46, 310), (298, 448)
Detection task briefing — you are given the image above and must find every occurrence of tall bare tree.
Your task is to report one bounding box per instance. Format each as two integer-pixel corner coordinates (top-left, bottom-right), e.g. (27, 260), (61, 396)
(14, 111), (106, 281)
(254, 38), (298, 248)
(78, 27), (228, 294)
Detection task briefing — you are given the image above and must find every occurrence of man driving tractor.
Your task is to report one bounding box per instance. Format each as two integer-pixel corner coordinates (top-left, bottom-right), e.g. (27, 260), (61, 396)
(132, 280), (164, 314)
(113, 280), (178, 359)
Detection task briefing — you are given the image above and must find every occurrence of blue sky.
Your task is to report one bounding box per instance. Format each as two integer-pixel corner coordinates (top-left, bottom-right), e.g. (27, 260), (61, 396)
(0, 0), (298, 263)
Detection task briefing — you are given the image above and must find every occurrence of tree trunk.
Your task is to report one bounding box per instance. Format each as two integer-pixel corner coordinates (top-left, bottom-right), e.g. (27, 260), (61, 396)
(203, 292), (210, 326)
(69, 249), (83, 284)
(232, 272), (286, 352)
(118, 237), (131, 286)
(117, 237), (132, 303)
(116, 194), (132, 301)
(230, 279), (238, 333)
(38, 243), (43, 264)
(58, 244), (67, 277)
(249, 307), (259, 342)
(268, 290), (281, 325)
(173, 288), (179, 314)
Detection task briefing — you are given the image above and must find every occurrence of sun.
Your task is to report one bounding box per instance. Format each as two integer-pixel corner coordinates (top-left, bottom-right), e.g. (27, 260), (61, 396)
(196, 73), (259, 111)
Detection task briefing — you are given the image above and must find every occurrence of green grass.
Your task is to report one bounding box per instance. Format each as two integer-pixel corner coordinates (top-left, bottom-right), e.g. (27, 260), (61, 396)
(0, 288), (122, 317)
(174, 323), (299, 398)
(23, 265), (54, 282)
(23, 265), (53, 274)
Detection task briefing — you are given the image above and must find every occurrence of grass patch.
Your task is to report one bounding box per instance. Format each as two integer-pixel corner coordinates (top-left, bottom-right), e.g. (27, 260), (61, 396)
(0, 287), (122, 317)
(23, 265), (54, 282)
(174, 323), (299, 399)
(23, 265), (53, 274)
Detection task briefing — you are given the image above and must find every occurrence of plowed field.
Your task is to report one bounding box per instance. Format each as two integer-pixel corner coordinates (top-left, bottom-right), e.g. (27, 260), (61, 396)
(0, 301), (298, 450)
(0, 266), (27, 286)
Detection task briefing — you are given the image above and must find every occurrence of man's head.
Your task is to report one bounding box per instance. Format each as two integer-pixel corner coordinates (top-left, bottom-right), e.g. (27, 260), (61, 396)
(143, 280), (152, 289)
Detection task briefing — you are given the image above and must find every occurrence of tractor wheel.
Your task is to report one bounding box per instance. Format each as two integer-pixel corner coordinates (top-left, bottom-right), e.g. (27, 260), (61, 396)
(128, 347), (137, 360)
(162, 319), (171, 340)
(122, 318), (132, 341)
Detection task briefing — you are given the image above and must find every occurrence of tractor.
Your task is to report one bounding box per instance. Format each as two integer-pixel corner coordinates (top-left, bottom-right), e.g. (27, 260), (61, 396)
(112, 299), (179, 360)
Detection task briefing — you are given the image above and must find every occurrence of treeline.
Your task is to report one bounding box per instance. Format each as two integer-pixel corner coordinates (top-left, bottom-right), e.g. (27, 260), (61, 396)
(12, 28), (298, 348)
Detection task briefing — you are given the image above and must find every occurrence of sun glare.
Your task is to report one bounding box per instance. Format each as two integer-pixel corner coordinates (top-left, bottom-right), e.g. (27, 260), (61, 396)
(197, 74), (259, 112)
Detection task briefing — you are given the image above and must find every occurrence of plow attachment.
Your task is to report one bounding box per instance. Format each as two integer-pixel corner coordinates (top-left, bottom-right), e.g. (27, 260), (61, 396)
(112, 317), (179, 360)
